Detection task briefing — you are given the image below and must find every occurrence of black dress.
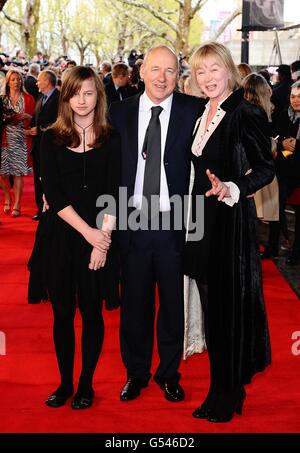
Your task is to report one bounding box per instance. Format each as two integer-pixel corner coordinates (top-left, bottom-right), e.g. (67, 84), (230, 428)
(184, 122), (224, 282)
(28, 129), (121, 309)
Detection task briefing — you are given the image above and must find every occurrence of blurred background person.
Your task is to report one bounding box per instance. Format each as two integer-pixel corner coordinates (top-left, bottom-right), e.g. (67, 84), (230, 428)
(0, 69), (35, 217)
(273, 81), (300, 265)
(242, 72), (280, 259)
(237, 63), (252, 79)
(26, 69), (60, 220)
(104, 63), (130, 108)
(183, 75), (206, 98)
(24, 63), (40, 101)
(271, 64), (293, 125)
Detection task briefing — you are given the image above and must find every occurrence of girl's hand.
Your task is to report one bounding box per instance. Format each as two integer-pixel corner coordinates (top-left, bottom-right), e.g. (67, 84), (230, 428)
(84, 227), (111, 252)
(89, 248), (107, 270)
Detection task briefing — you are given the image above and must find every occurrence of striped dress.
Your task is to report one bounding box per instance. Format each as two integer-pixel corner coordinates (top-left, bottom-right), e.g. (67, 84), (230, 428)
(0, 94), (32, 176)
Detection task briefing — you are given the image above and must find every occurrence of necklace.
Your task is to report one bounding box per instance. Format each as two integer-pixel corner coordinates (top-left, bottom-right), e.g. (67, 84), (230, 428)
(73, 121), (94, 189)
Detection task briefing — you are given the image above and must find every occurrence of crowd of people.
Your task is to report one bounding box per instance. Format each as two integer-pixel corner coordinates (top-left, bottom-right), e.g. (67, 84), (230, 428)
(0, 42), (299, 422)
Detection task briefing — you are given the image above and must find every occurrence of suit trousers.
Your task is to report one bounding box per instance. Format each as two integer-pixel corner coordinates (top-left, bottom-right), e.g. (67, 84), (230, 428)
(120, 226), (184, 385)
(32, 148), (44, 215)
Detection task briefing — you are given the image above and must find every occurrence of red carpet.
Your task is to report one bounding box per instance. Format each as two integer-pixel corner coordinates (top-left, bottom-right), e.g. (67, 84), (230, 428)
(0, 176), (300, 433)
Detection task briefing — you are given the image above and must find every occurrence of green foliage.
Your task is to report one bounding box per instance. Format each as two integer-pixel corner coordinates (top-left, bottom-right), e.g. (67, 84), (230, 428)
(1, 0), (205, 61)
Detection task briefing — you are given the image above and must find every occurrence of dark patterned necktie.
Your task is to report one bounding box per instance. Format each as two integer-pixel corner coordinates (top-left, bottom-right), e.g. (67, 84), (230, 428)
(141, 106), (163, 218)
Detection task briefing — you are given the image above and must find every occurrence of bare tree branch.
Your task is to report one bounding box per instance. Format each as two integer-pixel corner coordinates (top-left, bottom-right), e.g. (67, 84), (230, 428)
(111, 0), (174, 46)
(2, 10), (22, 26)
(191, 0), (209, 18)
(174, 0), (184, 6)
(115, 0), (177, 33)
(211, 6), (242, 41)
(0, 0), (8, 12)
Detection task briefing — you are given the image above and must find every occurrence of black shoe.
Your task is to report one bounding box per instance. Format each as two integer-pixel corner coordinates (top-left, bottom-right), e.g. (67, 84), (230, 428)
(206, 388), (246, 423)
(120, 378), (147, 401)
(45, 389), (73, 408)
(160, 382), (185, 402)
(32, 214), (41, 221)
(192, 405), (211, 419)
(71, 390), (94, 410)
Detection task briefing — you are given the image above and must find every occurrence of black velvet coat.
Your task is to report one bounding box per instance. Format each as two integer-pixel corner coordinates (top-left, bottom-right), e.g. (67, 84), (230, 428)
(203, 89), (275, 391)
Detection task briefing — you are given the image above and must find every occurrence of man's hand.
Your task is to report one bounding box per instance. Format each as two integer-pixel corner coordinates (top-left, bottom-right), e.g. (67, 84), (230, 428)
(26, 126), (38, 136)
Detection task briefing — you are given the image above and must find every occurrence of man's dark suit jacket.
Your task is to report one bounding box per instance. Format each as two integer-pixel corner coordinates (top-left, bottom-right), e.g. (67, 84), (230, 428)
(31, 88), (60, 154)
(24, 75), (39, 101)
(109, 91), (201, 253)
(105, 79), (136, 108)
(30, 88), (60, 213)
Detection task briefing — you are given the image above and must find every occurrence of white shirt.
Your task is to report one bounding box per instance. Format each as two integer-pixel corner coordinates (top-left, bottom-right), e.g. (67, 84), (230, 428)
(133, 92), (172, 211)
(192, 99), (240, 207)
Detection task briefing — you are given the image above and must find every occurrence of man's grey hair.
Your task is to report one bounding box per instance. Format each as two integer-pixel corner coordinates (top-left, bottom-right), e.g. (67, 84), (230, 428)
(28, 63), (40, 77)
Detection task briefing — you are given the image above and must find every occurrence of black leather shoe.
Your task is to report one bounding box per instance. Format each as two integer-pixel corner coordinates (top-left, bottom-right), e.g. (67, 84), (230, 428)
(120, 378), (147, 401)
(45, 390), (73, 408)
(192, 405), (211, 419)
(71, 391), (94, 410)
(160, 382), (185, 402)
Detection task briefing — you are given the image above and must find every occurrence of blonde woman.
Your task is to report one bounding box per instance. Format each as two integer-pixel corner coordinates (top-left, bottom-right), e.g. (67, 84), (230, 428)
(0, 69), (35, 217)
(184, 42), (274, 422)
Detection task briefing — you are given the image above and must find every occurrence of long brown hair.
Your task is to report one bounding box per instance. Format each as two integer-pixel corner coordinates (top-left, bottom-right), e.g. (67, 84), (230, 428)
(242, 73), (273, 121)
(50, 66), (110, 147)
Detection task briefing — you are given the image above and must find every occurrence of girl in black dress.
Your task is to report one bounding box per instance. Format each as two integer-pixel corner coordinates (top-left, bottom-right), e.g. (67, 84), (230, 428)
(28, 66), (121, 409)
(184, 43), (274, 422)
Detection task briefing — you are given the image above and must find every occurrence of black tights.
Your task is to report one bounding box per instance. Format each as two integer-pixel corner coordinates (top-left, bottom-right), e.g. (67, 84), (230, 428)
(51, 295), (104, 396)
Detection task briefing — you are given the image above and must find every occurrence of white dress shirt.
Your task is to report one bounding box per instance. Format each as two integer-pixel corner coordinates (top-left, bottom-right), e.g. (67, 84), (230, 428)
(192, 99), (240, 207)
(133, 92), (173, 211)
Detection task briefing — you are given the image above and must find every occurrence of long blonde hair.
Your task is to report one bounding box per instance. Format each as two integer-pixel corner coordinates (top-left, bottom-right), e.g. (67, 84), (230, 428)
(50, 66), (110, 148)
(242, 73), (273, 121)
(5, 69), (24, 94)
(190, 41), (241, 92)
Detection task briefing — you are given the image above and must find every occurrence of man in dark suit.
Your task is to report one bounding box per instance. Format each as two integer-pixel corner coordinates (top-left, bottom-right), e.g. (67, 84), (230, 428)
(24, 63), (40, 101)
(104, 63), (132, 108)
(27, 69), (60, 220)
(109, 46), (200, 403)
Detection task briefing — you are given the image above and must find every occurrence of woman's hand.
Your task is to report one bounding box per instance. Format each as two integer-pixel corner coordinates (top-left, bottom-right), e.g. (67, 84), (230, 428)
(83, 227), (111, 252)
(14, 112), (32, 122)
(89, 248), (107, 270)
(205, 169), (230, 201)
